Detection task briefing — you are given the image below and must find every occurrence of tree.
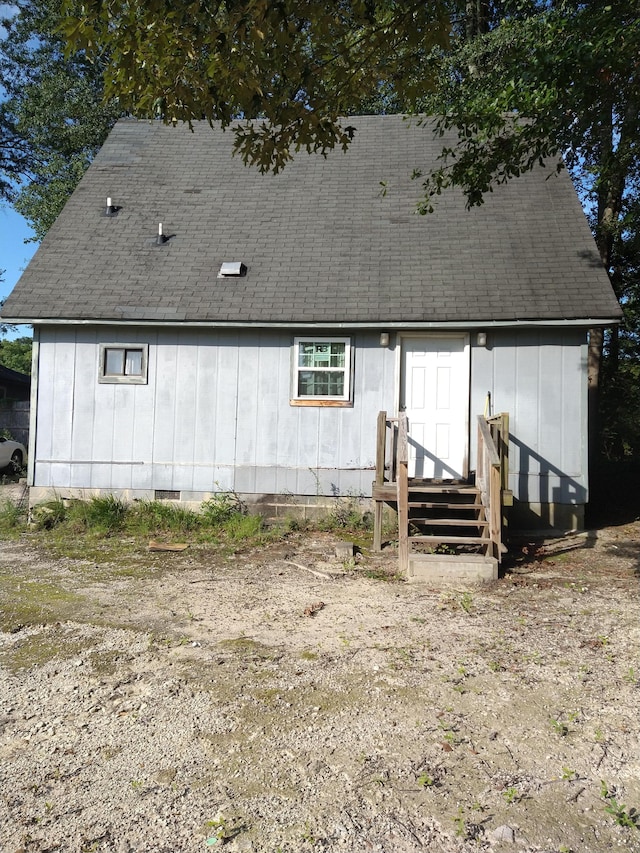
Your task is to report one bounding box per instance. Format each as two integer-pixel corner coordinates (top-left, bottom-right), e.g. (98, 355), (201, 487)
(0, 337), (33, 375)
(0, 0), (121, 238)
(61, 0), (451, 173)
(416, 0), (640, 459)
(62, 0), (640, 458)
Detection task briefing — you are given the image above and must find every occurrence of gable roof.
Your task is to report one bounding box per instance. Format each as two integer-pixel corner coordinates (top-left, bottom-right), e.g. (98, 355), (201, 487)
(2, 115), (621, 327)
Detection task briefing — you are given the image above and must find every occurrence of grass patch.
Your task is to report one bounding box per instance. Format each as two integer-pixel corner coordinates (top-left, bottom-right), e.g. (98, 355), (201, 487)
(0, 575), (87, 632)
(0, 492), (374, 571)
(0, 628), (90, 673)
(0, 499), (28, 537)
(23, 493), (281, 557)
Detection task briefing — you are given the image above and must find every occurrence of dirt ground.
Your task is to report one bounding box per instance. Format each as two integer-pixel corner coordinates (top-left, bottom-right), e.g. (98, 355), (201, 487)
(0, 515), (639, 853)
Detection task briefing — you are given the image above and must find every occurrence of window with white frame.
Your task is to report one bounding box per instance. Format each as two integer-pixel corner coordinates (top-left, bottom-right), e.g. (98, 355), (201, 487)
(291, 337), (352, 404)
(98, 343), (148, 384)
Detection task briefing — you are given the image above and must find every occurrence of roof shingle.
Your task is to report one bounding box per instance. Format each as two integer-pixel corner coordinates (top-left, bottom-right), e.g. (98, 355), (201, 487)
(2, 115), (621, 325)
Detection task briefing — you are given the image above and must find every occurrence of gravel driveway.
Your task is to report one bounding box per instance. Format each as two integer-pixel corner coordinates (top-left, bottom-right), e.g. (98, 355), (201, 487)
(1, 523), (639, 853)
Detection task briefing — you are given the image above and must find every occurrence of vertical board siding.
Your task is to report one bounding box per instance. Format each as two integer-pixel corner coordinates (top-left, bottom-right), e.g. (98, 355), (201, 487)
(35, 326), (585, 504)
(35, 327), (392, 496)
(471, 327), (588, 505)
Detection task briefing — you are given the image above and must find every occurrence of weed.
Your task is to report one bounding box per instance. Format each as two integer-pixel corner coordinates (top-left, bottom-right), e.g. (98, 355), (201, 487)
(459, 591), (473, 613)
(129, 499), (201, 536)
(301, 823), (315, 844)
(201, 490), (247, 525)
(317, 492), (370, 532)
(561, 767), (576, 781)
(362, 567), (402, 582)
(623, 667), (637, 684)
(222, 512), (265, 542)
(0, 499), (27, 535)
(502, 786), (520, 804)
(130, 779), (143, 792)
(600, 781), (640, 829)
(452, 807), (466, 837)
(417, 772), (434, 788)
(550, 716), (569, 737)
(81, 495), (128, 533)
(205, 814), (246, 844)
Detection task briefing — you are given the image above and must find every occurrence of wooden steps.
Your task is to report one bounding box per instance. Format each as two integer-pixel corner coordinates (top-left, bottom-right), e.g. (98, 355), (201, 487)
(405, 482), (490, 557)
(372, 410), (508, 579)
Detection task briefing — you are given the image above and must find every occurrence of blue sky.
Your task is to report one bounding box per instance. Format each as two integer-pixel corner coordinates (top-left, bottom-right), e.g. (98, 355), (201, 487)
(1, 203), (36, 339)
(1, 3), (36, 339)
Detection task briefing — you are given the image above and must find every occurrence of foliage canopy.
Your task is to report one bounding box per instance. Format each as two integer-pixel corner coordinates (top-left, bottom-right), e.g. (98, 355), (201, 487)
(61, 0), (450, 173)
(0, 0), (121, 237)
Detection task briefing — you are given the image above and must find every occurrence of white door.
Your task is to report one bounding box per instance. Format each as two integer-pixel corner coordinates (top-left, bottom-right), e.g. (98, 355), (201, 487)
(400, 335), (469, 479)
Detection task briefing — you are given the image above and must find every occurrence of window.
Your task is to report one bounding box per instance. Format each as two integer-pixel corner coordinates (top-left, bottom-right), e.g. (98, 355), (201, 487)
(291, 337), (352, 405)
(98, 343), (148, 384)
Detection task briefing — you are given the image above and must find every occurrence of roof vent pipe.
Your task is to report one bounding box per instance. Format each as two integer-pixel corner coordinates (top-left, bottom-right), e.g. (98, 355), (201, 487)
(156, 223), (168, 245)
(104, 196), (117, 216)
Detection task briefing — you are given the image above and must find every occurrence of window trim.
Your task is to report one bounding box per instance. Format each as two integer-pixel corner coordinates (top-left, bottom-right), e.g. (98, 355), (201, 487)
(98, 343), (149, 385)
(290, 336), (353, 407)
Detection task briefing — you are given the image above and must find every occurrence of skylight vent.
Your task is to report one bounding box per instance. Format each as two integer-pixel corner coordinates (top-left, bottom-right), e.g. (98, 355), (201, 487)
(218, 262), (247, 278)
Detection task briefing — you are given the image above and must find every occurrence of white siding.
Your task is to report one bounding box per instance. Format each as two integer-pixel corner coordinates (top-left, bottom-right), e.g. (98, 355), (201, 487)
(33, 325), (588, 506)
(34, 326), (395, 496)
(471, 328), (588, 505)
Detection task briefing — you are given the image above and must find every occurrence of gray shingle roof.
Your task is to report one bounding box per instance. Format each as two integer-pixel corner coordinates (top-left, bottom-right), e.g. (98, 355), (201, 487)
(2, 115), (621, 325)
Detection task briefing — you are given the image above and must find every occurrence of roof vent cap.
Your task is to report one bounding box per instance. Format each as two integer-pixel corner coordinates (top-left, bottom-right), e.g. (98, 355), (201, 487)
(218, 262), (247, 278)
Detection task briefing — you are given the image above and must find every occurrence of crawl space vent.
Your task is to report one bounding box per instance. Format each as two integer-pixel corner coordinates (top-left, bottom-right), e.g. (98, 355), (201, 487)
(155, 490), (180, 501)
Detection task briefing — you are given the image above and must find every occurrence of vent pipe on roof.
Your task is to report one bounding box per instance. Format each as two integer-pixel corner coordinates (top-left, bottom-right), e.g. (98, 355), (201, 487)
(156, 223), (168, 245)
(104, 197), (118, 216)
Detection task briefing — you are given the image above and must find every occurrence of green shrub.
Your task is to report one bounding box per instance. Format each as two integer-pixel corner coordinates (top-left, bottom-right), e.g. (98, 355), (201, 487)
(201, 491), (247, 525)
(82, 495), (128, 533)
(128, 500), (201, 536)
(318, 496), (371, 532)
(0, 499), (27, 534)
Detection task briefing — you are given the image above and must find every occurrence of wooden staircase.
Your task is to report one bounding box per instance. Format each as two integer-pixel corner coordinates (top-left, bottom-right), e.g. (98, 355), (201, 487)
(405, 482), (490, 555)
(372, 410), (510, 581)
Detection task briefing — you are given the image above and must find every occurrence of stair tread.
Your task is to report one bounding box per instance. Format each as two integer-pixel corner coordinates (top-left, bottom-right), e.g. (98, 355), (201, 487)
(408, 485), (479, 494)
(410, 518), (488, 527)
(409, 534), (491, 545)
(408, 501), (482, 509)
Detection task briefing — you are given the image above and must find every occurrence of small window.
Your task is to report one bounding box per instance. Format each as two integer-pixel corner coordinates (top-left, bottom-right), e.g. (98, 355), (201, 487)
(98, 343), (148, 384)
(291, 337), (352, 406)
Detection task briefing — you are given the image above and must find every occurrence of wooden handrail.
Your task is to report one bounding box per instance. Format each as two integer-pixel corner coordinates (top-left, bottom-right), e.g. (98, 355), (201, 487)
(397, 411), (409, 571)
(478, 416), (501, 467)
(373, 410), (401, 550)
(477, 413), (508, 562)
(375, 410), (387, 487)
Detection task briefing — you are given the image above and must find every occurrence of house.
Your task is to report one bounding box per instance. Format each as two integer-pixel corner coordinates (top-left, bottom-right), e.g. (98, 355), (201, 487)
(1, 115), (621, 563)
(0, 364), (31, 447)
(0, 364), (30, 402)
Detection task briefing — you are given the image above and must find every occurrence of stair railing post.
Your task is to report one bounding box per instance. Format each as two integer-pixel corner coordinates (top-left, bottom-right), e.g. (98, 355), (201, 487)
(373, 410), (387, 551)
(397, 412), (409, 575)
